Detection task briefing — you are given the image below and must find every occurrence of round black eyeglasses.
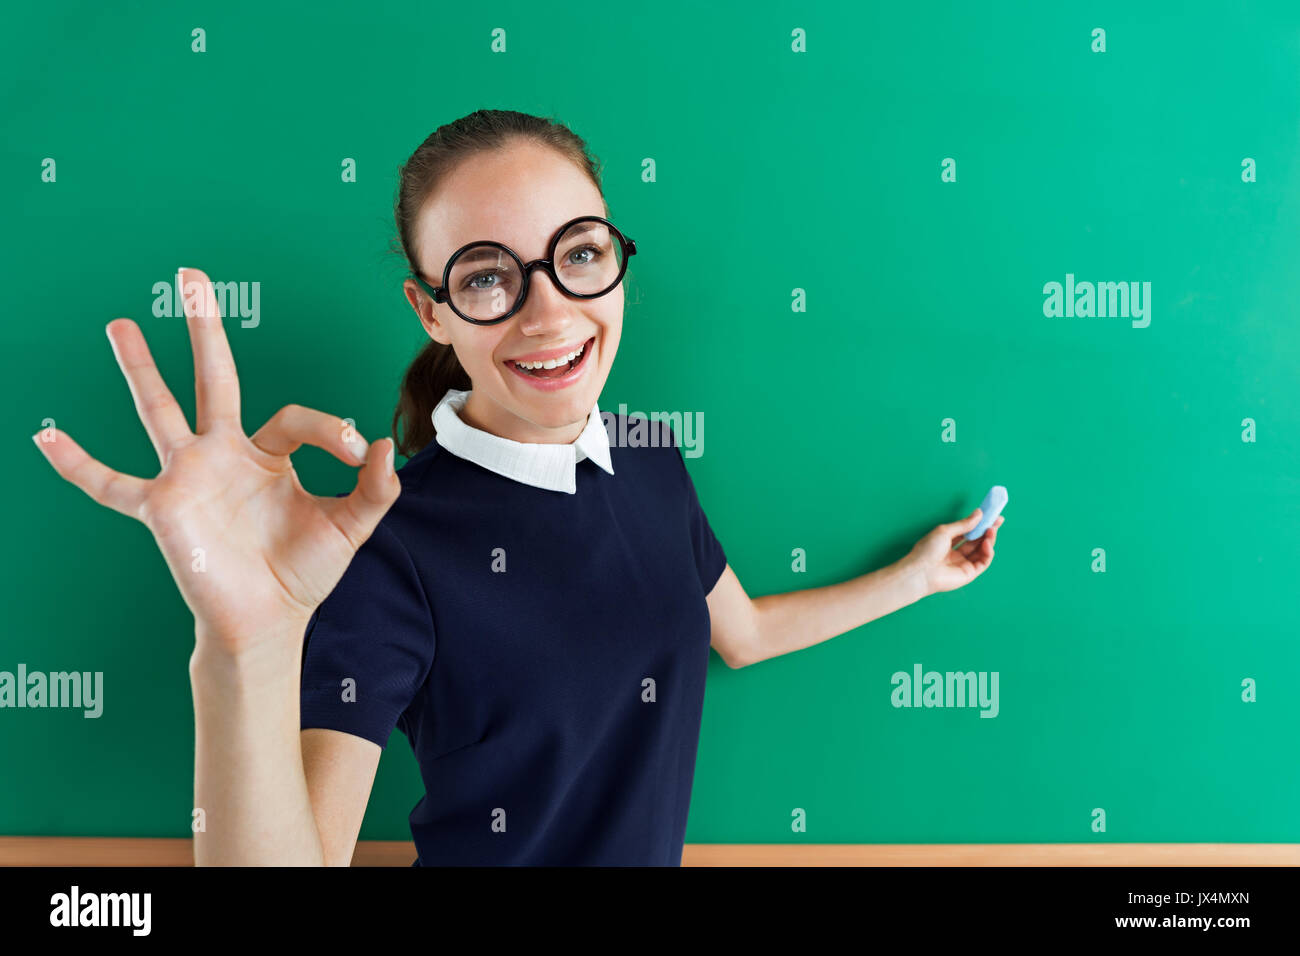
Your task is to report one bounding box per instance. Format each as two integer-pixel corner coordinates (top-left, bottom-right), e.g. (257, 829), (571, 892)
(410, 215), (637, 325)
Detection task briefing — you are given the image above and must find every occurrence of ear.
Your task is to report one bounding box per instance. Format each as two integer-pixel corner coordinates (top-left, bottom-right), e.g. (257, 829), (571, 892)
(403, 278), (453, 346)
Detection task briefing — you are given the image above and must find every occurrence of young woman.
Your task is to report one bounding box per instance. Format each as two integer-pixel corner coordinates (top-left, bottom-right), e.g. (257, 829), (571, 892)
(33, 109), (1003, 866)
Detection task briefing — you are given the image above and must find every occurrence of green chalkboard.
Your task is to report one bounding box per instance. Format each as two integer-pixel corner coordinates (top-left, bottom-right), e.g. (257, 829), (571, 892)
(5, 1), (1298, 847)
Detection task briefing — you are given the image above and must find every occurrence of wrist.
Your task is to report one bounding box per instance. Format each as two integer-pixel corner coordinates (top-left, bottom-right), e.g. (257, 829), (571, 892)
(895, 556), (933, 603)
(191, 618), (310, 688)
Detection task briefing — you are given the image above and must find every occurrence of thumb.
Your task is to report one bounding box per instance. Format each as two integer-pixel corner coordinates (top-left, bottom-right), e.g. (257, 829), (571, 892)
(327, 437), (402, 549)
(951, 507), (982, 533)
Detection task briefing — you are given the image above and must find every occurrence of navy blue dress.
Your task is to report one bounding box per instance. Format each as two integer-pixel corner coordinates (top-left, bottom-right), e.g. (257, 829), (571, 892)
(299, 416), (727, 865)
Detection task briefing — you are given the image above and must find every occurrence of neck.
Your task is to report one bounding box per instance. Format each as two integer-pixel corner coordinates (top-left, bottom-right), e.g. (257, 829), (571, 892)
(460, 390), (588, 445)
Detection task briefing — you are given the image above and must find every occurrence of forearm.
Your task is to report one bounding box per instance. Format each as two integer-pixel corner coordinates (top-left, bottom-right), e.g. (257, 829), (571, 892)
(189, 625), (324, 866)
(745, 558), (929, 667)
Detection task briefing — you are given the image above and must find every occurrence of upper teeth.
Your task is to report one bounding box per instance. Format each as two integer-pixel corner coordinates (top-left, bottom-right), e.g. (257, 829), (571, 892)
(514, 343), (585, 369)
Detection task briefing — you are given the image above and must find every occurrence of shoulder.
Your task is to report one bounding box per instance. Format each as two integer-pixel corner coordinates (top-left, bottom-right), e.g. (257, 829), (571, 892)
(393, 436), (451, 494)
(601, 413), (694, 500)
(352, 438), (459, 557)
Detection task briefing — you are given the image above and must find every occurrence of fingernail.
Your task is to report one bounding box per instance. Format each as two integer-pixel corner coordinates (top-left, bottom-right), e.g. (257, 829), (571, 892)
(386, 441), (395, 475)
(350, 438), (369, 463)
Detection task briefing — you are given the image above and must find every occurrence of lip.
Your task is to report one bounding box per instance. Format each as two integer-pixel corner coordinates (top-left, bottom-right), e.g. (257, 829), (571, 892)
(505, 335), (595, 392)
(508, 339), (591, 364)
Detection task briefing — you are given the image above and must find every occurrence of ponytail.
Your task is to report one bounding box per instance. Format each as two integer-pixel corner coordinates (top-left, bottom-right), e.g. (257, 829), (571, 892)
(390, 340), (471, 458)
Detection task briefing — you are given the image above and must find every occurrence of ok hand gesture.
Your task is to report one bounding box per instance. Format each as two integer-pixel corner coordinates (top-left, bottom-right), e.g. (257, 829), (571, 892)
(32, 268), (401, 653)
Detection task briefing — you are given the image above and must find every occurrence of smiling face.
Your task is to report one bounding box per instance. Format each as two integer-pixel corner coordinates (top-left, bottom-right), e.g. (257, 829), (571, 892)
(402, 138), (623, 445)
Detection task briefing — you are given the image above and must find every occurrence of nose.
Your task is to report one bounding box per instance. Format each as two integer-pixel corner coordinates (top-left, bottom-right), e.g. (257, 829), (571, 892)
(515, 263), (577, 335)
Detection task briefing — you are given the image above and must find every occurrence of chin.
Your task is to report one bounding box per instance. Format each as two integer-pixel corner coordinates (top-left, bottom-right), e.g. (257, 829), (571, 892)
(529, 390), (596, 427)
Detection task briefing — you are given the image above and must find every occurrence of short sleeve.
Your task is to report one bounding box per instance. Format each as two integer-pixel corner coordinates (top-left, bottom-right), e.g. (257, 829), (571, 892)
(663, 422), (728, 596)
(299, 520), (435, 750)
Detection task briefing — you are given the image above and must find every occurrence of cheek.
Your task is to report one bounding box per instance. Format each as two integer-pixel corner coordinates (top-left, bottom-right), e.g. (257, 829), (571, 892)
(597, 299), (623, 354)
(452, 329), (509, 375)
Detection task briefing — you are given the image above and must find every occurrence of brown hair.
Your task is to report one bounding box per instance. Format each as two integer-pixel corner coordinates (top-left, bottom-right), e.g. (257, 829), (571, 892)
(390, 109), (607, 458)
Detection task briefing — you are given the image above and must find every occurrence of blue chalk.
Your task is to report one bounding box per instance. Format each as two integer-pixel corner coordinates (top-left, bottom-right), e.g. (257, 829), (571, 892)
(965, 485), (1009, 541)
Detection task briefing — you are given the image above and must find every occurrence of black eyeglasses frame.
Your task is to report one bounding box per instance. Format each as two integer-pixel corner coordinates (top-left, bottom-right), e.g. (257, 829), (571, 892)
(410, 215), (637, 325)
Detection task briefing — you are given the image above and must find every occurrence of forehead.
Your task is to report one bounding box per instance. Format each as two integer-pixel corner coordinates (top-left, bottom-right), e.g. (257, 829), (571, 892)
(417, 141), (607, 267)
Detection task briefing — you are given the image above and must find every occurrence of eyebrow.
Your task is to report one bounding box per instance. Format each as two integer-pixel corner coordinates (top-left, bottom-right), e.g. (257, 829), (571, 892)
(557, 222), (602, 242)
(449, 221), (609, 265)
(451, 247), (513, 268)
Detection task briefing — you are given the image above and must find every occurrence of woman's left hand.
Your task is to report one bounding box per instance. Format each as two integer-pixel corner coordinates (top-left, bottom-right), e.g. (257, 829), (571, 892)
(905, 508), (1005, 596)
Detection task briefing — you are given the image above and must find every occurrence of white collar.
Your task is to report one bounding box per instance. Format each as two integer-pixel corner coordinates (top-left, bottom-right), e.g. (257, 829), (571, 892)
(431, 388), (615, 494)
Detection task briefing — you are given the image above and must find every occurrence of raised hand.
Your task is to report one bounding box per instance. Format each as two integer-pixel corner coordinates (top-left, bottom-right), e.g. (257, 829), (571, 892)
(32, 267), (401, 653)
(905, 508), (1005, 595)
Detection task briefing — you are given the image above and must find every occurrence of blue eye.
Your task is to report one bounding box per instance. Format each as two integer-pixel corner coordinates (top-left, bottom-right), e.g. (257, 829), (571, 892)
(566, 245), (601, 266)
(465, 271), (502, 290)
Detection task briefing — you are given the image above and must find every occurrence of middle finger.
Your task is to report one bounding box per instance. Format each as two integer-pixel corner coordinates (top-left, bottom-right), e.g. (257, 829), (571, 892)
(179, 267), (242, 433)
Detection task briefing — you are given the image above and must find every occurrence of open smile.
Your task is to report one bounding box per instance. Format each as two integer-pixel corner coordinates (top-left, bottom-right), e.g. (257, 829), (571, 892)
(504, 336), (596, 391)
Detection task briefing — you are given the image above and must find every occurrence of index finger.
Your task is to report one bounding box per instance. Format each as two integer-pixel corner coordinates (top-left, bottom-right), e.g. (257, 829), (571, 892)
(178, 267), (241, 433)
